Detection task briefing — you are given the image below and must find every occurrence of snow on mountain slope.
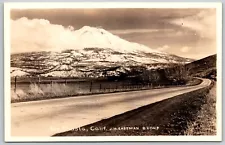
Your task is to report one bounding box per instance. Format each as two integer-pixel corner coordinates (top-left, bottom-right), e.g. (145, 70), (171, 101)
(11, 67), (30, 77)
(72, 26), (162, 54)
(10, 26), (193, 78)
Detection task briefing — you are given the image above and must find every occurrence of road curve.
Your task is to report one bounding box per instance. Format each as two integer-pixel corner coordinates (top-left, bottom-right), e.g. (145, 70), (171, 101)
(11, 78), (211, 136)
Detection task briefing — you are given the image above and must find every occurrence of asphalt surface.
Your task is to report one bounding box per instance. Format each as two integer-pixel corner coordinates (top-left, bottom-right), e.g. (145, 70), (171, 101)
(11, 78), (211, 136)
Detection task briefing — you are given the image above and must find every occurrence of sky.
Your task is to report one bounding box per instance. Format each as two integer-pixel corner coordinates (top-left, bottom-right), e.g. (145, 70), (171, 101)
(10, 8), (217, 59)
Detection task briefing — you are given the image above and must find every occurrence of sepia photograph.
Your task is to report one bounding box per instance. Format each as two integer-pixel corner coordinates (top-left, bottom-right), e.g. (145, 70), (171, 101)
(4, 2), (222, 142)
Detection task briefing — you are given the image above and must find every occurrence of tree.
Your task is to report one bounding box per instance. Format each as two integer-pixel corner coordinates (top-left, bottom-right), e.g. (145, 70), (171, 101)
(173, 63), (190, 84)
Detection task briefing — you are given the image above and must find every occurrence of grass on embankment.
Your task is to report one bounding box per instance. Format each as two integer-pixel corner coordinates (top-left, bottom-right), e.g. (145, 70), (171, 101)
(184, 83), (216, 135)
(53, 80), (214, 136)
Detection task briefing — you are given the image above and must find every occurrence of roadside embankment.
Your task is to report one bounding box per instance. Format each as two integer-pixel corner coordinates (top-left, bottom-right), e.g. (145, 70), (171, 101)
(184, 83), (216, 135)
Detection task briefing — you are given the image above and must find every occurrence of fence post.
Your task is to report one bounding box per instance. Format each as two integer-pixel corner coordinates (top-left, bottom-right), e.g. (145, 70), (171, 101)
(65, 79), (67, 84)
(90, 81), (92, 92)
(38, 75), (41, 87)
(14, 76), (17, 93)
(51, 81), (53, 92)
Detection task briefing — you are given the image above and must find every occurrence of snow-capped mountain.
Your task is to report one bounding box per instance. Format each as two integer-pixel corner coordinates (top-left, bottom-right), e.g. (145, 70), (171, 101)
(71, 26), (161, 54)
(11, 26), (193, 78)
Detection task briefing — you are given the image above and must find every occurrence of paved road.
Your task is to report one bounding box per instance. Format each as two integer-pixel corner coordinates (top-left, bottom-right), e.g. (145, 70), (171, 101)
(11, 78), (211, 136)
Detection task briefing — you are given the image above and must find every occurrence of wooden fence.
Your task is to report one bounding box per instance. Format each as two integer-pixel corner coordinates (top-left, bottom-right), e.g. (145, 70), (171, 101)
(12, 76), (158, 95)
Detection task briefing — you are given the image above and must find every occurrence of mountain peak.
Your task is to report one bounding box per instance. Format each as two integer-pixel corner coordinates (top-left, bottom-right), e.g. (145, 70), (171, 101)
(80, 26), (97, 31)
(73, 26), (162, 54)
(78, 26), (106, 33)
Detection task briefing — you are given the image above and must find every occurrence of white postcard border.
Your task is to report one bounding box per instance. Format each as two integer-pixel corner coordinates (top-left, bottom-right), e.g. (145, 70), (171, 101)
(4, 2), (223, 142)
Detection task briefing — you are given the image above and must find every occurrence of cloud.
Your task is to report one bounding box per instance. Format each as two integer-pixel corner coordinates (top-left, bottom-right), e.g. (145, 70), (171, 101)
(11, 17), (77, 53)
(10, 17), (173, 54)
(11, 8), (203, 30)
(180, 46), (191, 53)
(170, 9), (216, 40)
(110, 29), (173, 35)
(157, 45), (170, 51)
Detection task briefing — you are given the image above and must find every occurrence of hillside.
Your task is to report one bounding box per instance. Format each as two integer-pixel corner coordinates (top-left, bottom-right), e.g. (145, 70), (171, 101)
(185, 54), (216, 80)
